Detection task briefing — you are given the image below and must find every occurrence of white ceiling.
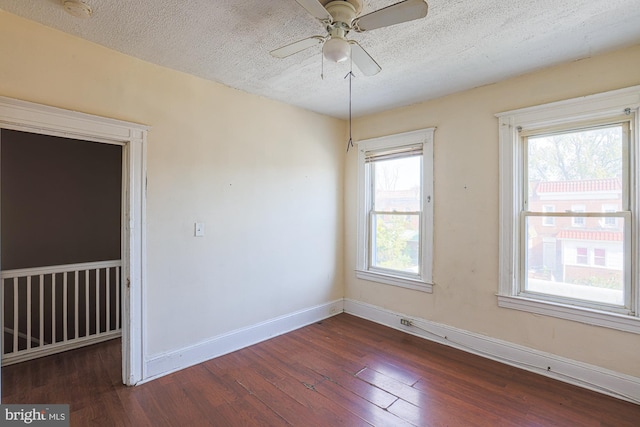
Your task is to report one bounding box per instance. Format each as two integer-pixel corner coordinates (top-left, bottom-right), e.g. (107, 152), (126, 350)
(2, 0), (640, 119)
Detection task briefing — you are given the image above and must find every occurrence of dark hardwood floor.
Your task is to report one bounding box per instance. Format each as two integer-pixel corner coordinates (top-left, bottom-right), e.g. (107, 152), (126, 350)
(3, 313), (639, 426)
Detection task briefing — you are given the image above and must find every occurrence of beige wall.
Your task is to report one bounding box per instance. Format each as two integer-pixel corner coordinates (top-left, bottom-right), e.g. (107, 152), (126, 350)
(346, 44), (640, 377)
(0, 10), (345, 357)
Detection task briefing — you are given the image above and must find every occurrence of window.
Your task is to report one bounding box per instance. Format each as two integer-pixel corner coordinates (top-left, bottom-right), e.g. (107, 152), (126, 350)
(497, 86), (640, 333)
(356, 128), (434, 292)
(594, 248), (606, 267)
(571, 205), (586, 227)
(602, 205), (617, 227)
(542, 205), (555, 226)
(576, 247), (589, 265)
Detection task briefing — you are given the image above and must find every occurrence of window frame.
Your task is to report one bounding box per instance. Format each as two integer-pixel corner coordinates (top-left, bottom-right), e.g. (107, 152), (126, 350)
(497, 86), (640, 334)
(356, 128), (434, 292)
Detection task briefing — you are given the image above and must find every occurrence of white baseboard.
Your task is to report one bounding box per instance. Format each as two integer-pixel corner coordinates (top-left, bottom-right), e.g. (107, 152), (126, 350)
(143, 299), (344, 382)
(344, 298), (640, 404)
(141, 297), (640, 404)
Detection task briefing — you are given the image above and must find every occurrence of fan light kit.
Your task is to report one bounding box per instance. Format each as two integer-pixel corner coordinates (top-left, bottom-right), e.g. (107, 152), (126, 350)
(63, 0), (93, 18)
(271, 0), (429, 76)
(323, 35), (350, 63)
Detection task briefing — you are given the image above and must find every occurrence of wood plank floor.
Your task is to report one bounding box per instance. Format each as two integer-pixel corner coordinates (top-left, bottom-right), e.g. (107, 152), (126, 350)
(3, 313), (639, 426)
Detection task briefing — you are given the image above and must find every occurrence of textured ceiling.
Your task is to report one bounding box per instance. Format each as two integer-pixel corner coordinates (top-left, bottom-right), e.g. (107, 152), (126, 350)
(2, 0), (640, 119)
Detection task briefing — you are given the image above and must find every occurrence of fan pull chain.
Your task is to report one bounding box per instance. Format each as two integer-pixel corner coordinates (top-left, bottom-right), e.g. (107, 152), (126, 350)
(345, 58), (355, 152)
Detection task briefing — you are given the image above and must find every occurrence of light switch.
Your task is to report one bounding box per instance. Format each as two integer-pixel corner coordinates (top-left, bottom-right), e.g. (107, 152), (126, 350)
(194, 222), (205, 237)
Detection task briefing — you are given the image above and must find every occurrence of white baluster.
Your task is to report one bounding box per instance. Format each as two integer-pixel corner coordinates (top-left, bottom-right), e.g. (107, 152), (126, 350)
(13, 278), (18, 354)
(85, 270), (90, 337)
(116, 267), (120, 330)
(63, 272), (68, 342)
(74, 270), (79, 340)
(96, 268), (100, 335)
(27, 276), (32, 350)
(106, 268), (111, 332)
(39, 274), (44, 347)
(52, 273), (57, 344)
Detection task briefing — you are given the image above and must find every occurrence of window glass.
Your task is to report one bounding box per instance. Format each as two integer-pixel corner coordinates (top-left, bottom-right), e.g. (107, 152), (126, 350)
(527, 126), (623, 211)
(523, 123), (626, 309)
(373, 156), (421, 212)
(370, 155), (421, 275)
(371, 213), (420, 273)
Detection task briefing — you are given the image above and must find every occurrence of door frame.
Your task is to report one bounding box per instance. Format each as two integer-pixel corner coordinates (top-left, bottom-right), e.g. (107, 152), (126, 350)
(0, 96), (148, 386)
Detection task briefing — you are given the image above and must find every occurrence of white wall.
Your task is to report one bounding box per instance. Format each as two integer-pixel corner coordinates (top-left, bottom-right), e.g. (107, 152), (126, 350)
(346, 44), (640, 377)
(0, 11), (345, 367)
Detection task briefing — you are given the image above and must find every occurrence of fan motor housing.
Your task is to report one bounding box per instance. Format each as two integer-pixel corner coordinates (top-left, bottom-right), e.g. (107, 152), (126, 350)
(325, 1), (357, 26)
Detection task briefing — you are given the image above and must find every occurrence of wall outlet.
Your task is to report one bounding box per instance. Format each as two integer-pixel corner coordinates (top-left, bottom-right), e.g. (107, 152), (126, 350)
(400, 318), (413, 326)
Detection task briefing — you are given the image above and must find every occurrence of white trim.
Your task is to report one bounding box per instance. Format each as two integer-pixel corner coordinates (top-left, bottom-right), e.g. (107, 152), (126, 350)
(1, 260), (121, 279)
(355, 269), (432, 292)
(495, 85), (640, 125)
(143, 299), (344, 382)
(497, 86), (640, 327)
(0, 96), (148, 386)
(355, 128), (435, 291)
(497, 295), (640, 334)
(344, 298), (640, 404)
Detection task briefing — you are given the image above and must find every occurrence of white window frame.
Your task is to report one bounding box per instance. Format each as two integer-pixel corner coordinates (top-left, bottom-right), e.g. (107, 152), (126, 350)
(356, 128), (434, 292)
(497, 86), (640, 334)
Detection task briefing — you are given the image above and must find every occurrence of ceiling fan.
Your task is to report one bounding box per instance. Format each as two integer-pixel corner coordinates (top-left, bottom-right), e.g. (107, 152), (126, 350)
(270, 0), (429, 76)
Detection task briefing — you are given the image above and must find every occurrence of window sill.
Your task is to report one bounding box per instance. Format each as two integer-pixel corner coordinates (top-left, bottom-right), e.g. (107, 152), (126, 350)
(497, 295), (640, 334)
(356, 270), (433, 293)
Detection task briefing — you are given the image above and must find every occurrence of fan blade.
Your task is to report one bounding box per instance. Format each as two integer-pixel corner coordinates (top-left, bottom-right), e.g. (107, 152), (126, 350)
(350, 41), (382, 76)
(294, 0), (332, 21)
(354, 0), (428, 32)
(270, 36), (325, 58)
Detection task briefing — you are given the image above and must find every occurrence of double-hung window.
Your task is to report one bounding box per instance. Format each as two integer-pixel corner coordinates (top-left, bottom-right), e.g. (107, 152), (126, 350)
(497, 86), (640, 333)
(356, 128), (434, 292)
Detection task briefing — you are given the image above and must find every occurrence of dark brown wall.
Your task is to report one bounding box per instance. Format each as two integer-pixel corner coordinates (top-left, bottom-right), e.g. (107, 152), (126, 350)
(1, 129), (122, 270)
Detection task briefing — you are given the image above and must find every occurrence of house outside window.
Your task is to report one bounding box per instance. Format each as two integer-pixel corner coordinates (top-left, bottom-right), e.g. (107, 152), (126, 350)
(497, 86), (640, 333)
(356, 128), (434, 292)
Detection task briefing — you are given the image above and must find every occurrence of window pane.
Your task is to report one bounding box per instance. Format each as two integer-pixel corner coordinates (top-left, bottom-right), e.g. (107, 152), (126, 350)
(525, 216), (624, 306)
(372, 213), (419, 274)
(373, 156), (421, 212)
(527, 125), (623, 212)
(542, 205), (555, 226)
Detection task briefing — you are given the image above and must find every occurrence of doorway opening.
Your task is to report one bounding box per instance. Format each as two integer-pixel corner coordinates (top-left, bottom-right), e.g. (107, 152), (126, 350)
(1, 129), (123, 366)
(0, 96), (147, 391)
